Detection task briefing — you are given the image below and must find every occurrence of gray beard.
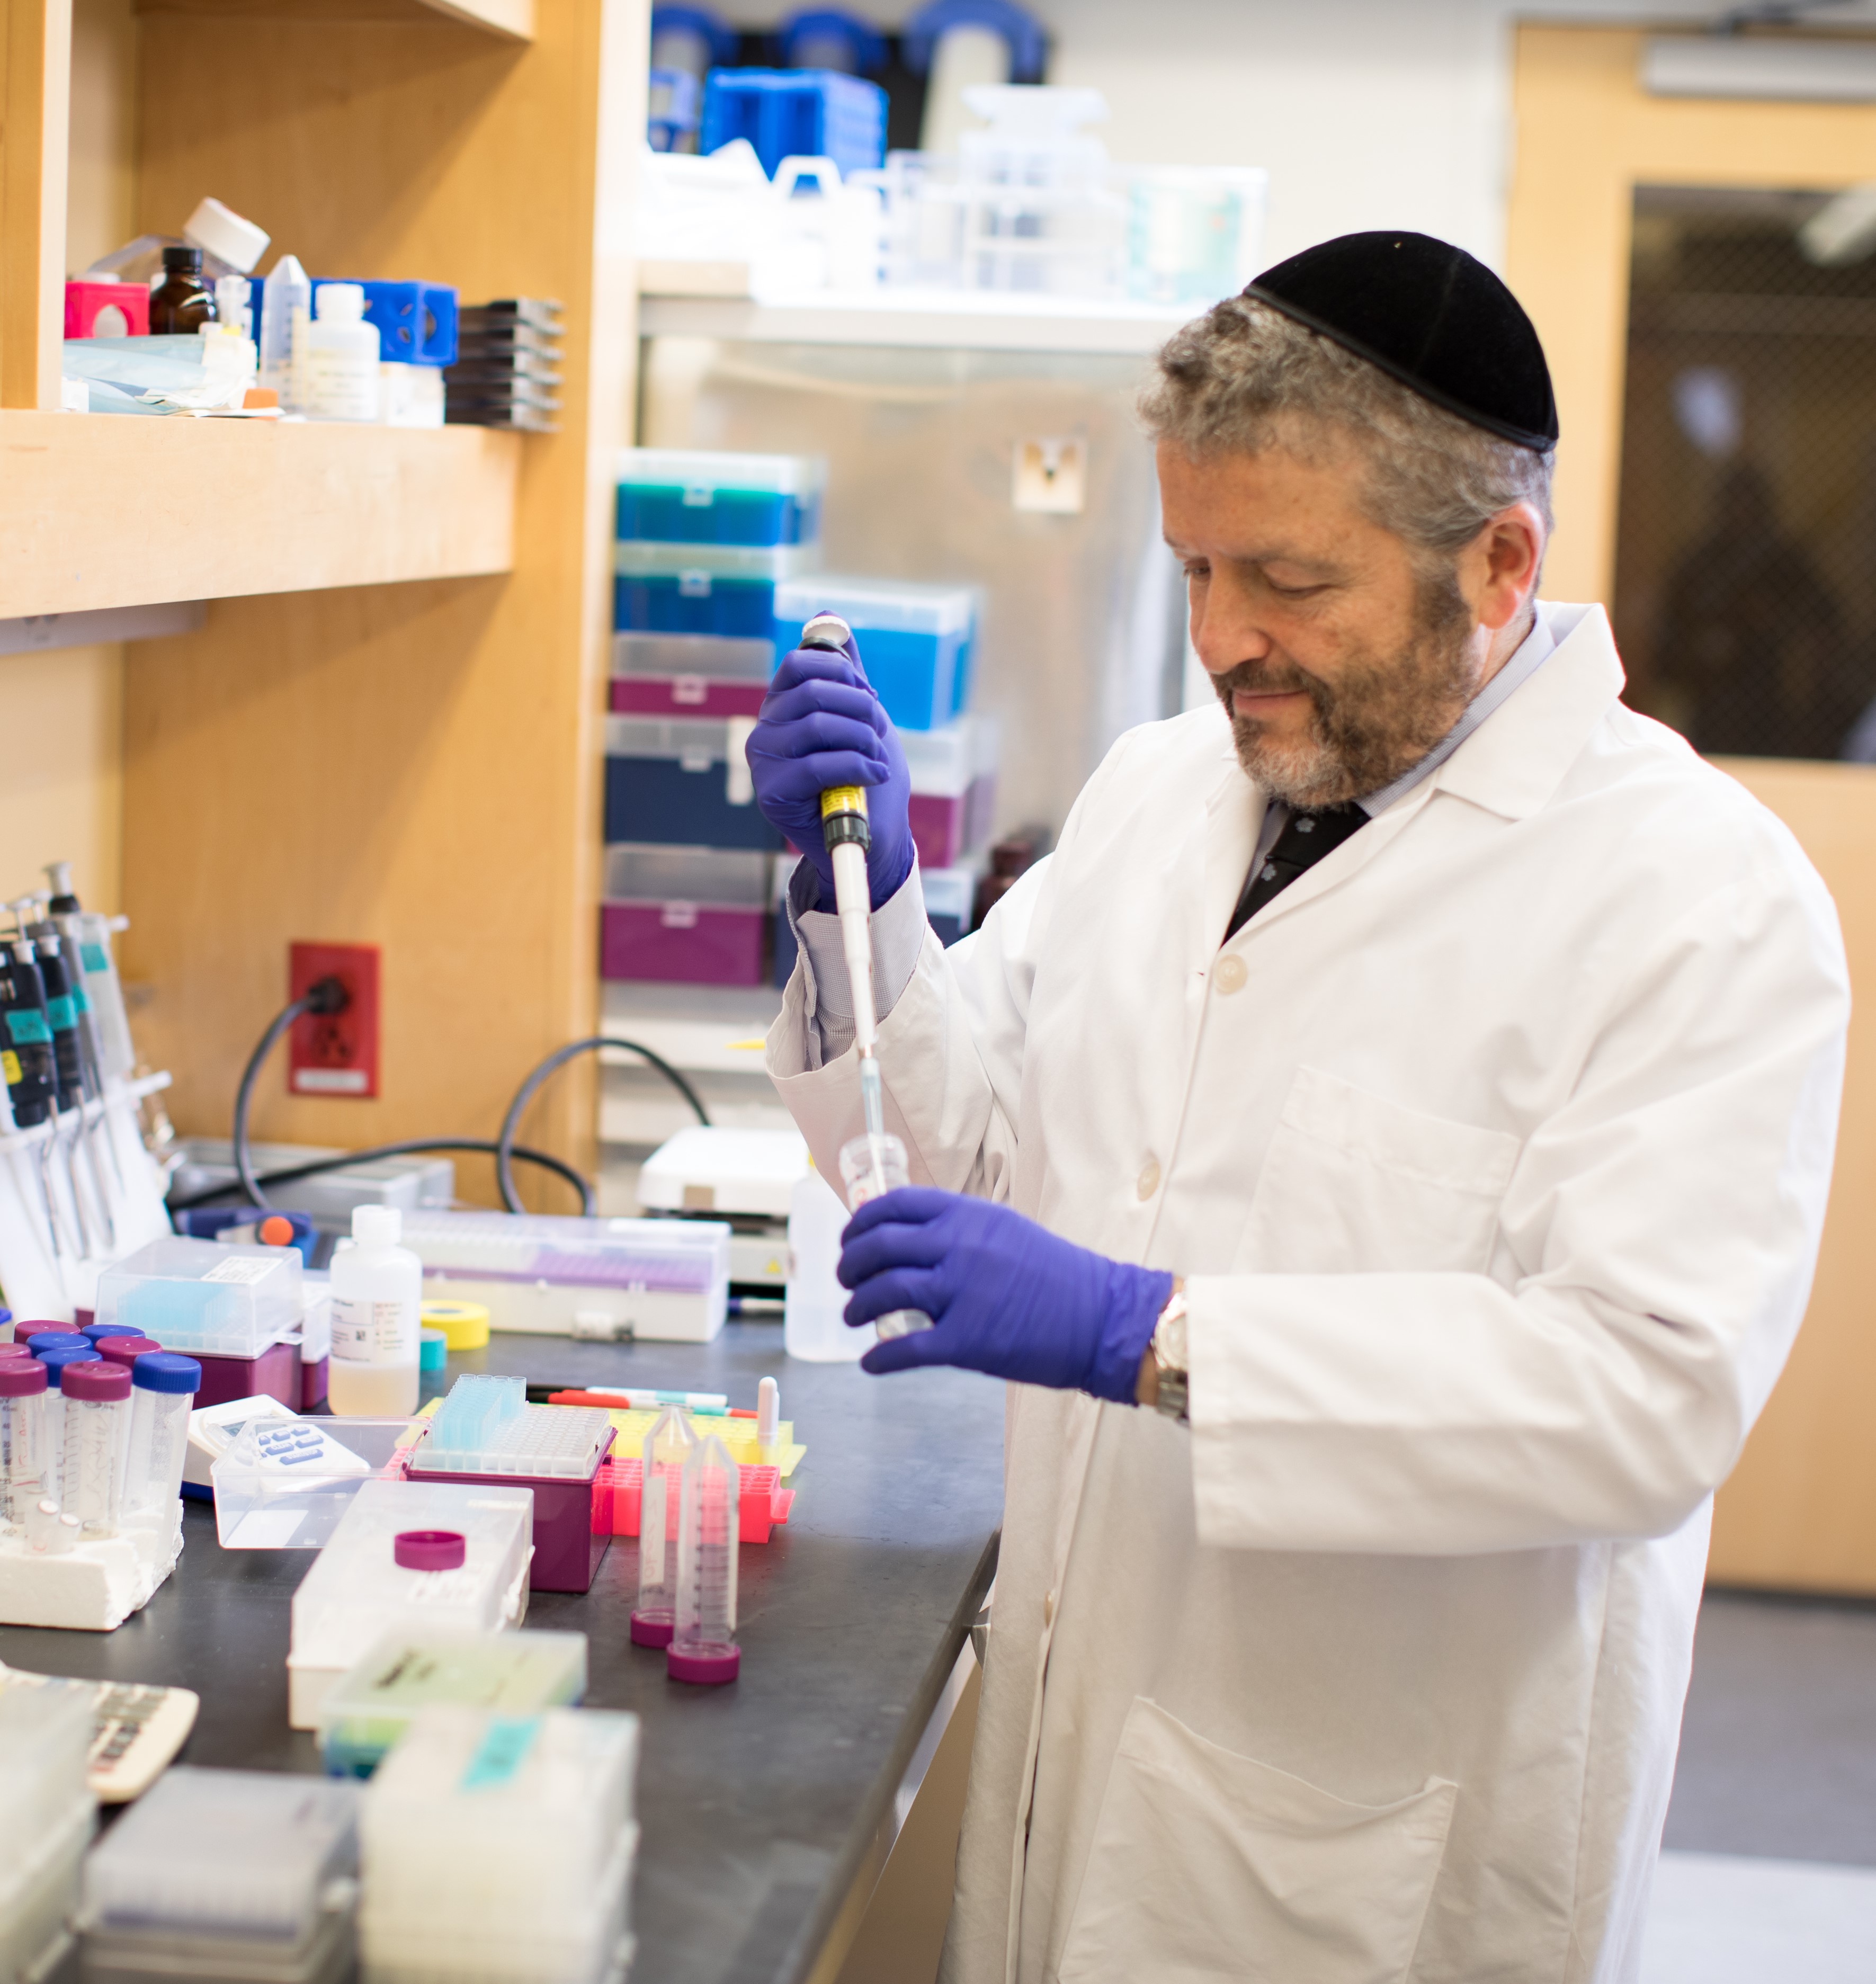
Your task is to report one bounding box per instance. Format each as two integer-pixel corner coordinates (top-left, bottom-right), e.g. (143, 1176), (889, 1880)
(1214, 569), (1479, 809)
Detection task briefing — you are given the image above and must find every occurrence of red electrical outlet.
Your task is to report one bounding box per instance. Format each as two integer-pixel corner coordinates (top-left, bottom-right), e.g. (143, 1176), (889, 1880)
(288, 943), (380, 1099)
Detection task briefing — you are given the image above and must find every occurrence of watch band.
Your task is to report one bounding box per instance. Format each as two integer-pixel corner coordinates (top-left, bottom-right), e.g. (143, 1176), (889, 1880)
(1151, 1279), (1189, 1425)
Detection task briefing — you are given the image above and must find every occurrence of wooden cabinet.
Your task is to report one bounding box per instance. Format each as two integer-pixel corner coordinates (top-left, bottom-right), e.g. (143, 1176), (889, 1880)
(1, 0), (646, 1192)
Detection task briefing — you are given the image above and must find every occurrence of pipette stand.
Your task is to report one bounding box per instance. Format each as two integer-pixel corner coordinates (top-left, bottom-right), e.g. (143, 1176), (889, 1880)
(0, 1071), (177, 1325)
(0, 1502), (183, 1631)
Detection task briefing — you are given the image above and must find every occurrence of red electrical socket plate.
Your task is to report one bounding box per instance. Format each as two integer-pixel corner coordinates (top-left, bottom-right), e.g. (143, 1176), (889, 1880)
(288, 943), (380, 1100)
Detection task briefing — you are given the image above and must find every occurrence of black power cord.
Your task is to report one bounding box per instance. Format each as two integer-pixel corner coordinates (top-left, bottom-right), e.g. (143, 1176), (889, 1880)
(218, 988), (710, 1218)
(494, 1036), (709, 1215)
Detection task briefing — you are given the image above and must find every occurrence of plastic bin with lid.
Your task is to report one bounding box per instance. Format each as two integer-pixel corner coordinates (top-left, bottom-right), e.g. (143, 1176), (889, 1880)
(614, 540), (818, 640)
(0, 1680), (93, 1984)
(405, 1377), (615, 1596)
(903, 713), (1000, 867)
(601, 844), (774, 986)
(609, 630), (776, 718)
(211, 1415), (425, 1550)
(92, 1237), (301, 1360)
(286, 1477), (534, 1729)
(699, 67), (886, 177)
(603, 713), (782, 853)
(359, 1705), (639, 1984)
(317, 1626), (588, 1780)
(78, 1766), (358, 1984)
(617, 448), (825, 547)
(771, 574), (977, 730)
(399, 1209), (731, 1343)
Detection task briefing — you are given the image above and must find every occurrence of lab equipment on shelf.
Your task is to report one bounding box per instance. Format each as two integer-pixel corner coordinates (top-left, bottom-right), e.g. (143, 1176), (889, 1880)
(327, 1204), (422, 1419)
(629, 1404), (700, 1648)
(287, 1478), (534, 1729)
(444, 298), (564, 434)
(615, 539), (822, 642)
(399, 1208), (732, 1342)
(0, 1679), (94, 1984)
(359, 1705), (640, 1984)
(211, 1415), (419, 1550)
(79, 1766), (359, 1984)
(669, 1433), (742, 1683)
(64, 281), (149, 339)
(901, 712), (1000, 861)
(618, 446), (826, 548)
(648, 65), (701, 151)
(770, 573), (978, 731)
(601, 845), (775, 987)
(317, 1627), (588, 1779)
(257, 252), (312, 411)
(409, 1377), (615, 1595)
(92, 1236), (301, 1407)
(700, 67), (888, 179)
(148, 246), (217, 334)
(302, 281), (381, 422)
(839, 1131), (934, 1338)
(636, 1124), (805, 1290)
(602, 713), (776, 853)
(610, 630), (778, 718)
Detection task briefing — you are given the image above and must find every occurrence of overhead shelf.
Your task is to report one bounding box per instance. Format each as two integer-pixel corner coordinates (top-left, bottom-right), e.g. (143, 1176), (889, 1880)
(636, 281), (1201, 356)
(0, 413), (520, 618)
(128, 0), (535, 40)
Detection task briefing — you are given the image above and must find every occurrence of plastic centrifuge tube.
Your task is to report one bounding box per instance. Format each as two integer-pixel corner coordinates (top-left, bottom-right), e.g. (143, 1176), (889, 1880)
(59, 1359), (131, 1536)
(0, 1360), (51, 1527)
(630, 1405), (699, 1649)
(837, 1131), (934, 1340)
(38, 1346), (102, 1493)
(668, 1434), (740, 1685)
(123, 1353), (202, 1537)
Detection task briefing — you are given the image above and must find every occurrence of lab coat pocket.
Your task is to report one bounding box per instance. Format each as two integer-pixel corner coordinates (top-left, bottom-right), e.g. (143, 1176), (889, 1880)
(1057, 1698), (1456, 1984)
(1241, 1065), (1520, 1275)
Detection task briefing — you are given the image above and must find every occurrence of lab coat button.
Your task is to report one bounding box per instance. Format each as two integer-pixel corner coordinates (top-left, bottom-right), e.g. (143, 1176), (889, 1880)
(1214, 954), (1248, 994)
(1136, 1160), (1160, 1201)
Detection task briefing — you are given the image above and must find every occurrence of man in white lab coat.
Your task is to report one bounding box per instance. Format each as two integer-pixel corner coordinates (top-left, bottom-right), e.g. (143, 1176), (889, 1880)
(745, 233), (1849, 1982)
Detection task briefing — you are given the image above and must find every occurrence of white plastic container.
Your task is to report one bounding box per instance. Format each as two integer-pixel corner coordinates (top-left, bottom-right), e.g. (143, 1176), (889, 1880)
(327, 1205), (421, 1418)
(121, 1353), (201, 1555)
(784, 1165), (872, 1362)
(0, 1679), (94, 1984)
(79, 1765), (358, 1983)
(258, 252), (311, 413)
(93, 1236), (302, 1358)
(287, 1477), (534, 1728)
(302, 282), (381, 423)
(212, 1416), (418, 1550)
(359, 1705), (639, 1984)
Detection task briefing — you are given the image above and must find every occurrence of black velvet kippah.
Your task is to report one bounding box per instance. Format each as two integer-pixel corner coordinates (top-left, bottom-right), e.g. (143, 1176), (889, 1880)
(1244, 231), (1558, 452)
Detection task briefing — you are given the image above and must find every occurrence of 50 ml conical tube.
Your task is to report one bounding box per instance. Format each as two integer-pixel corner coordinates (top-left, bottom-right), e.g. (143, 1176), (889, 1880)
(630, 1405), (698, 1649)
(668, 1434), (740, 1685)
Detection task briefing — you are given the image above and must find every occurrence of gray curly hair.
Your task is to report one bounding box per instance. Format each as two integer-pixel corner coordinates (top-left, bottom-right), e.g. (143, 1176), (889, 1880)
(1140, 293), (1554, 560)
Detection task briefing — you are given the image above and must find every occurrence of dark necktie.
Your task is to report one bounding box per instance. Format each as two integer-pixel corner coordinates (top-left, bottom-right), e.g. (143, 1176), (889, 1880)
(1225, 805), (1368, 941)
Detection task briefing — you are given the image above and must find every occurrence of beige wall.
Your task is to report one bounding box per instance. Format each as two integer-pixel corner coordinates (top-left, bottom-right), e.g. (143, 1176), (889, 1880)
(0, 641), (123, 911)
(5, 0), (139, 917)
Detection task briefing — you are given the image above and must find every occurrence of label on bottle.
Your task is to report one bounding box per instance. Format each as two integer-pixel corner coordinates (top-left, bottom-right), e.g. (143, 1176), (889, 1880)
(303, 344), (380, 422)
(330, 1294), (410, 1362)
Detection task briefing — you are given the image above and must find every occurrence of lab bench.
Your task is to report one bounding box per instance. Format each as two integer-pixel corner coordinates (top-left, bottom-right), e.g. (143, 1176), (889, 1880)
(0, 1324), (1006, 1984)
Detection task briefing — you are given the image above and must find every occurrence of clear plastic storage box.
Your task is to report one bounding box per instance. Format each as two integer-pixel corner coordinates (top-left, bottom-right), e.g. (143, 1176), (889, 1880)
(609, 631), (775, 719)
(613, 540), (818, 640)
(212, 1416), (424, 1550)
(317, 1627), (588, 1780)
(359, 1705), (640, 1984)
(287, 1478), (535, 1729)
(903, 714), (1000, 868)
(400, 1210), (732, 1342)
(770, 574), (977, 730)
(601, 845), (774, 987)
(93, 1237), (303, 1357)
(603, 714), (782, 854)
(0, 1679), (94, 1984)
(79, 1767), (358, 1984)
(616, 448), (825, 548)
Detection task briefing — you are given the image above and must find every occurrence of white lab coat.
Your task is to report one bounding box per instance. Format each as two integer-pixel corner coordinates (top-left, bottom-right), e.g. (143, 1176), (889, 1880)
(766, 603), (1848, 1984)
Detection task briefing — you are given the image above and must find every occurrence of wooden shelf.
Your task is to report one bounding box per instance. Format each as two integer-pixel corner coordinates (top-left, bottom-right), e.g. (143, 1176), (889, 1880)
(130, 0), (533, 39)
(0, 412), (520, 617)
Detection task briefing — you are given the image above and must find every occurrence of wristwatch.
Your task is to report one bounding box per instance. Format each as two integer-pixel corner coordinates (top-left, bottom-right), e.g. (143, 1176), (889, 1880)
(1150, 1278), (1189, 1425)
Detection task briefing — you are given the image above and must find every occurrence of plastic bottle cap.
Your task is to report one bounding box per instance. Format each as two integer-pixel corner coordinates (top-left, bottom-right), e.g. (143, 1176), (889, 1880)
(131, 1353), (203, 1396)
(161, 244), (204, 274)
(0, 1362), (49, 1397)
(183, 196), (270, 274)
(41, 1349), (102, 1387)
(82, 1321), (135, 1344)
(23, 1329), (87, 1354)
(0, 1344), (33, 1363)
(419, 1328), (448, 1371)
(317, 282), (368, 323)
(257, 1215), (297, 1247)
(96, 1336), (163, 1367)
(395, 1529), (466, 1571)
(352, 1203), (401, 1248)
(61, 1360), (131, 1403)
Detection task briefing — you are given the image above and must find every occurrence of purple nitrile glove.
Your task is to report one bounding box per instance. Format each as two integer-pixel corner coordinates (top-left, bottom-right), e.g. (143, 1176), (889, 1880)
(838, 1188), (1174, 1400)
(745, 633), (914, 909)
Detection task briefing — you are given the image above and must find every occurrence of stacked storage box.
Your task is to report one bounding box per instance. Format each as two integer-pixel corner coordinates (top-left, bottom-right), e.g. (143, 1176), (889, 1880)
(605, 449), (825, 988)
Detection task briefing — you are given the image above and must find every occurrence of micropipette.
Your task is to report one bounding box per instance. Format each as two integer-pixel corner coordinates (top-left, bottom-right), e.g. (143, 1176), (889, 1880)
(798, 612), (891, 1190)
(0, 906), (73, 1262)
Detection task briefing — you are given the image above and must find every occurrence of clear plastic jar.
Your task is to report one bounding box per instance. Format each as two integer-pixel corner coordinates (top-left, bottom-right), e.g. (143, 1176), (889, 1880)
(837, 1131), (934, 1340)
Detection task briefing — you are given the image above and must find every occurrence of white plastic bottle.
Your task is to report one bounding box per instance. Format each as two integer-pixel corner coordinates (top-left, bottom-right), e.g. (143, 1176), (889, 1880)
(783, 1164), (873, 1362)
(302, 282), (380, 422)
(326, 1206), (421, 1415)
(257, 253), (311, 412)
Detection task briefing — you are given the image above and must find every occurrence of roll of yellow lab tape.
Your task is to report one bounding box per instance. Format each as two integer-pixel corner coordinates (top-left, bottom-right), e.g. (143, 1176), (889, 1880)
(421, 1300), (490, 1351)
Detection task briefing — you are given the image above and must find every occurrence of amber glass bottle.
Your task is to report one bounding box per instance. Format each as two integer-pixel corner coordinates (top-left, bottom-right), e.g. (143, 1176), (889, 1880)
(148, 246), (217, 333)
